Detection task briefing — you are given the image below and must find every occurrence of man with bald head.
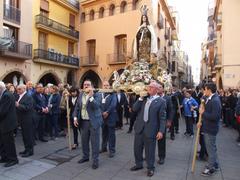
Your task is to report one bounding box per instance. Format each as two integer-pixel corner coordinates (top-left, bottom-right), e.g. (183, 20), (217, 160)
(130, 81), (166, 177)
(16, 84), (34, 157)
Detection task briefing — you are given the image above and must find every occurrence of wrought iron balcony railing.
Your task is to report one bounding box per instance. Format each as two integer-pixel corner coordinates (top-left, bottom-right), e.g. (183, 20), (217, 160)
(80, 55), (99, 66)
(107, 53), (130, 65)
(0, 37), (32, 60)
(35, 15), (79, 40)
(3, 4), (21, 24)
(34, 49), (79, 67)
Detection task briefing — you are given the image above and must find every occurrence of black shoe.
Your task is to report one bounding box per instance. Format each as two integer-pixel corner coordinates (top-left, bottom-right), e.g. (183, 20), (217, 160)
(4, 160), (18, 167)
(130, 166), (143, 171)
(158, 158), (165, 165)
(147, 169), (154, 177)
(175, 130), (179, 134)
(21, 150), (34, 158)
(99, 149), (107, 153)
(109, 153), (115, 158)
(92, 162), (99, 169)
(78, 158), (89, 164)
(39, 138), (48, 142)
(127, 130), (132, 134)
(0, 158), (8, 163)
(19, 150), (27, 155)
(170, 136), (175, 140)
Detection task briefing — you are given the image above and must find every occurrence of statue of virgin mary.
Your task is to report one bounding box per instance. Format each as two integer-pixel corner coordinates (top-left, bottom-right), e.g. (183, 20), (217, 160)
(133, 5), (158, 62)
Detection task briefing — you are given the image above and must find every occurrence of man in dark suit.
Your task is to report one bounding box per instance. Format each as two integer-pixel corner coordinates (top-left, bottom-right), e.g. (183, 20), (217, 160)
(198, 83), (222, 176)
(157, 83), (173, 165)
(127, 93), (138, 133)
(100, 81), (118, 157)
(116, 90), (128, 130)
(16, 84), (34, 157)
(130, 81), (166, 177)
(0, 81), (18, 167)
(32, 83), (48, 142)
(73, 80), (103, 169)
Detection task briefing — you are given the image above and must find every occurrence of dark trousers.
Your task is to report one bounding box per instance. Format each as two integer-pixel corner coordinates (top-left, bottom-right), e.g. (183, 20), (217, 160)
(185, 116), (194, 135)
(49, 114), (59, 138)
(157, 130), (166, 159)
(199, 132), (208, 159)
(81, 121), (100, 163)
(102, 123), (116, 153)
(71, 118), (80, 145)
(34, 113), (46, 140)
(225, 108), (234, 127)
(116, 107), (123, 128)
(128, 112), (137, 132)
(134, 133), (156, 170)
(0, 131), (18, 161)
(20, 120), (34, 151)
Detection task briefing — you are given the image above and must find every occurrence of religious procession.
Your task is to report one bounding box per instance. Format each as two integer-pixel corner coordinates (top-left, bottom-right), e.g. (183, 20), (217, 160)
(0, 0), (240, 180)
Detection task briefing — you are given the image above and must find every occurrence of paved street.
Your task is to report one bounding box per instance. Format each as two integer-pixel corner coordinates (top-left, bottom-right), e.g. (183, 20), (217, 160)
(0, 120), (239, 180)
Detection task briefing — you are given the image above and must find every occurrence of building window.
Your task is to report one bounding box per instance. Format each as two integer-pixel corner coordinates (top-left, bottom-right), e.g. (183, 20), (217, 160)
(3, 24), (18, 40)
(69, 14), (75, 29)
(68, 42), (74, 55)
(81, 12), (85, 23)
(39, 31), (47, 50)
(172, 61), (176, 72)
(115, 34), (127, 61)
(40, 0), (49, 12)
(132, 0), (139, 10)
(109, 4), (115, 16)
(120, 1), (127, 13)
(99, 7), (104, 18)
(87, 40), (96, 63)
(89, 10), (95, 21)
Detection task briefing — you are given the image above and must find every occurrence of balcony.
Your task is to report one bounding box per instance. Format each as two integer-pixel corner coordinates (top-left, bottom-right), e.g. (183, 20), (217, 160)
(178, 64), (184, 74)
(157, 14), (164, 29)
(3, 4), (21, 24)
(214, 54), (222, 70)
(80, 56), (99, 67)
(33, 49), (79, 68)
(0, 37), (32, 60)
(35, 15), (79, 41)
(52, 0), (79, 13)
(107, 52), (130, 65)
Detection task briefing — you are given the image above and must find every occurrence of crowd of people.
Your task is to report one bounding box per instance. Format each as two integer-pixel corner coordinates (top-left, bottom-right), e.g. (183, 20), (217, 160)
(0, 79), (239, 177)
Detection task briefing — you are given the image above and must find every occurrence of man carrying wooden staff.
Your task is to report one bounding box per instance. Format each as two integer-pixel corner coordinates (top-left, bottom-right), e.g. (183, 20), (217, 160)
(196, 83), (222, 177)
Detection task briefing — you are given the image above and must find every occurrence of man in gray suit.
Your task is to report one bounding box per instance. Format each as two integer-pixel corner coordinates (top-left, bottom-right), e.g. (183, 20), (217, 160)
(73, 80), (103, 169)
(130, 81), (166, 177)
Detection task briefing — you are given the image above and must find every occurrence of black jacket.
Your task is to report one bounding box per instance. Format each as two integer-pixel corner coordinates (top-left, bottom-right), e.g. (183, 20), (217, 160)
(202, 94), (222, 135)
(0, 90), (17, 133)
(16, 93), (34, 124)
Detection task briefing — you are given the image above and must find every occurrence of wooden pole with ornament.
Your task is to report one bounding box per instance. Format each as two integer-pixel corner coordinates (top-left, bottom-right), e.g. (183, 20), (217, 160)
(191, 99), (205, 173)
(64, 90), (72, 151)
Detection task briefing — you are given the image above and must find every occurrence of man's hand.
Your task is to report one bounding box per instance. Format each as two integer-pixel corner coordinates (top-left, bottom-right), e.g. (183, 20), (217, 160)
(102, 112), (109, 119)
(166, 120), (172, 128)
(156, 132), (163, 140)
(15, 101), (19, 107)
(74, 118), (79, 127)
(197, 122), (202, 129)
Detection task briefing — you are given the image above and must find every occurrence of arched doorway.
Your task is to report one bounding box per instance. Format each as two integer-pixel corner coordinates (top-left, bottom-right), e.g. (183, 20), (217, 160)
(39, 73), (59, 86)
(108, 69), (124, 85)
(2, 71), (26, 86)
(80, 70), (101, 88)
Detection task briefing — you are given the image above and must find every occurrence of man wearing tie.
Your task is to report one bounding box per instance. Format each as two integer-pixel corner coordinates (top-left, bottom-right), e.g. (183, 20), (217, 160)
(130, 81), (166, 177)
(16, 84), (34, 157)
(100, 81), (118, 158)
(73, 80), (102, 169)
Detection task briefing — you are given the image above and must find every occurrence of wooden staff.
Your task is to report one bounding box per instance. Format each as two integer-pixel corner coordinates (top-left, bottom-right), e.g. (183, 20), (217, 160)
(191, 99), (205, 173)
(65, 95), (72, 151)
(176, 96), (183, 121)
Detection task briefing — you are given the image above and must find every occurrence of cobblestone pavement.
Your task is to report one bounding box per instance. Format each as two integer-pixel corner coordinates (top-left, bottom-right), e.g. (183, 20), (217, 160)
(0, 120), (239, 180)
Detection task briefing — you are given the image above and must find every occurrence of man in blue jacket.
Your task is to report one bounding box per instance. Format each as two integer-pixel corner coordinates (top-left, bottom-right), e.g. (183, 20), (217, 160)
(198, 82), (222, 176)
(100, 81), (118, 158)
(73, 80), (102, 169)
